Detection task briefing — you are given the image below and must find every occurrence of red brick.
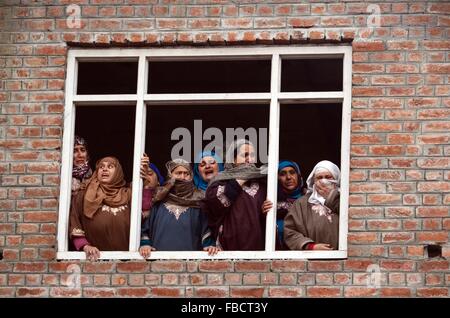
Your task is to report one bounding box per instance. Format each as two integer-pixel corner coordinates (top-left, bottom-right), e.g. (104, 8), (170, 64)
(84, 288), (116, 298)
(271, 260), (306, 272)
(307, 287), (341, 297)
(381, 260), (415, 271)
(230, 287), (264, 298)
(417, 232), (448, 243)
(235, 261), (269, 272)
(14, 262), (47, 272)
(345, 287), (377, 297)
(82, 263), (115, 273)
(23, 235), (54, 246)
(381, 288), (412, 297)
(269, 287), (303, 297)
(417, 288), (448, 297)
(17, 287), (48, 297)
(287, 17), (318, 28)
(198, 261), (232, 272)
(117, 287), (150, 297)
(195, 287), (228, 298)
(116, 262), (149, 273)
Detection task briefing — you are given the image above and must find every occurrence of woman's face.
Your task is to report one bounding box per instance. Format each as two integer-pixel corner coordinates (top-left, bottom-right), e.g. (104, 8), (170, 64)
(73, 145), (87, 166)
(235, 144), (256, 165)
(198, 156), (219, 182)
(278, 166), (299, 192)
(146, 168), (159, 188)
(314, 169), (335, 197)
(171, 166), (192, 181)
(98, 160), (117, 184)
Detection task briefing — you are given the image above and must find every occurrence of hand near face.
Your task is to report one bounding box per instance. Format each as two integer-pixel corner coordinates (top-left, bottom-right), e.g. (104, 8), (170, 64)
(140, 153), (150, 178)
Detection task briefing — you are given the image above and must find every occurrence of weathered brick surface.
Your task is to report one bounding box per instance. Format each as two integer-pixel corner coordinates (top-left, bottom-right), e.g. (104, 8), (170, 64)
(0, 0), (448, 298)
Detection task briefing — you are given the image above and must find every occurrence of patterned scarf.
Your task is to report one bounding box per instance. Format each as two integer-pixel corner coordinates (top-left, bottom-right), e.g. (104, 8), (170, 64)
(153, 179), (204, 208)
(72, 161), (92, 180)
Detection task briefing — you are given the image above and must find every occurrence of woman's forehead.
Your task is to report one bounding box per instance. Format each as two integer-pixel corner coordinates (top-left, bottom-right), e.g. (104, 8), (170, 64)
(99, 159), (116, 166)
(280, 166), (297, 173)
(173, 165), (189, 172)
(315, 169), (332, 176)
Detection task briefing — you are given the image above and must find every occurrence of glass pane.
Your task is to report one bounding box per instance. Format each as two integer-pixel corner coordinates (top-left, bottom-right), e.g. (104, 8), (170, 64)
(277, 103), (342, 251)
(77, 61), (138, 94)
(279, 103), (341, 175)
(145, 104), (269, 167)
(75, 105), (136, 181)
(148, 60), (271, 93)
(281, 58), (343, 92)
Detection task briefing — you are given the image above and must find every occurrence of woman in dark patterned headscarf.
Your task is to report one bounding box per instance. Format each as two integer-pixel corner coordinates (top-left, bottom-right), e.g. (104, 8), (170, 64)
(72, 135), (92, 195)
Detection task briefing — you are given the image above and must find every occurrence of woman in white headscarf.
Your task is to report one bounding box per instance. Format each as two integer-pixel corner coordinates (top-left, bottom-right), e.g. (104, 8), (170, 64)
(284, 160), (340, 250)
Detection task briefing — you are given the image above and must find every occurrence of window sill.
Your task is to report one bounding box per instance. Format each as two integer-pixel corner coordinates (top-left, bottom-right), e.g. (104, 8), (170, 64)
(57, 250), (347, 260)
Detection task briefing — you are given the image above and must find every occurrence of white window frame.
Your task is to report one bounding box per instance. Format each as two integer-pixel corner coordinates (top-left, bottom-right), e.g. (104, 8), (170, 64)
(57, 45), (352, 260)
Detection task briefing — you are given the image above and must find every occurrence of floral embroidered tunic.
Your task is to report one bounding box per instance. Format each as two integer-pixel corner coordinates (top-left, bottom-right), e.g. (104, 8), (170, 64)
(140, 201), (213, 251)
(203, 179), (267, 251)
(284, 192), (340, 250)
(69, 189), (130, 251)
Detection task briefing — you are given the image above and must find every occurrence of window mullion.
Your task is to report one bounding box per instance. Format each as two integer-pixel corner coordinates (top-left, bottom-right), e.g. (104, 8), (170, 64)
(128, 54), (147, 252)
(265, 54), (281, 252)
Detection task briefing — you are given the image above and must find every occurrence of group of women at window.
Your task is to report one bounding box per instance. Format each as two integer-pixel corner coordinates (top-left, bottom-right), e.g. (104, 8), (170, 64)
(69, 136), (341, 261)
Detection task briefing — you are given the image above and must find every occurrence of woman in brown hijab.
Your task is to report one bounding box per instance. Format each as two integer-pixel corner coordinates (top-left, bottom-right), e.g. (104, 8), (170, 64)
(69, 156), (132, 261)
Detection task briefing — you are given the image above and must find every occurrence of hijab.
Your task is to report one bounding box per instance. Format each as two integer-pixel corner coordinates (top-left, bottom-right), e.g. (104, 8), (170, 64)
(72, 135), (92, 181)
(306, 160), (340, 206)
(83, 156), (131, 218)
(193, 151), (224, 191)
(278, 160), (303, 200)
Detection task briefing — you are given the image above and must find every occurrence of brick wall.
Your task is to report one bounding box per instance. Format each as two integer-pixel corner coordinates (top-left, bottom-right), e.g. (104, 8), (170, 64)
(0, 0), (449, 298)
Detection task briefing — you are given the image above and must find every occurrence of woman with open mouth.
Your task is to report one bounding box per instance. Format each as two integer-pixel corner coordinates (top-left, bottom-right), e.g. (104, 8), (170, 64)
(193, 151), (224, 192)
(69, 156), (132, 261)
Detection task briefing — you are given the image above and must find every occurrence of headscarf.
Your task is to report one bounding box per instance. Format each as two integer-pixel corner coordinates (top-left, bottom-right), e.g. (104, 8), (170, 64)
(306, 160), (340, 206)
(278, 160), (303, 200)
(209, 139), (267, 185)
(72, 135), (92, 180)
(83, 156), (131, 218)
(193, 151), (224, 191)
(149, 163), (165, 186)
(153, 159), (204, 208)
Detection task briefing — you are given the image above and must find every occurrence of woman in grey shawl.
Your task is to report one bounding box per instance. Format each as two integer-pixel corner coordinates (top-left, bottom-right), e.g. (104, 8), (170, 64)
(202, 139), (273, 251)
(284, 160), (340, 250)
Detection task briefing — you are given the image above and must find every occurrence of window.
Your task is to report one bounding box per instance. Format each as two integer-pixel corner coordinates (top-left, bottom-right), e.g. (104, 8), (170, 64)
(57, 46), (351, 260)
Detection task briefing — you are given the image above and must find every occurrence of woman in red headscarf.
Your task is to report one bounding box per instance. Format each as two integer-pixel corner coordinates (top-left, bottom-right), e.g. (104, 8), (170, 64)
(69, 156), (132, 261)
